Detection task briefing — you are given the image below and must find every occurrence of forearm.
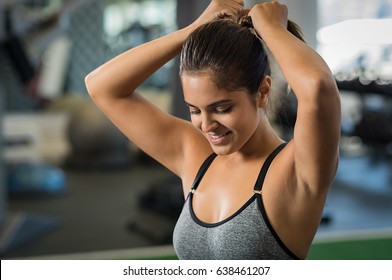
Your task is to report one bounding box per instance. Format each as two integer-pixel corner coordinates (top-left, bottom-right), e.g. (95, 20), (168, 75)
(85, 25), (194, 99)
(261, 26), (338, 102)
(248, 2), (337, 102)
(85, 0), (244, 101)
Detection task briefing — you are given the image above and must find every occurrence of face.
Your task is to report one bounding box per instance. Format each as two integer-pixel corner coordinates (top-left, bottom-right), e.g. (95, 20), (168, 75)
(182, 74), (267, 156)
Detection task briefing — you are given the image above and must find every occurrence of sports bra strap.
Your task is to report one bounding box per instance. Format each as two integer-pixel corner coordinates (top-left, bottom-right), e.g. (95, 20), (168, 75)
(253, 143), (287, 193)
(191, 153), (217, 192)
(190, 143), (286, 194)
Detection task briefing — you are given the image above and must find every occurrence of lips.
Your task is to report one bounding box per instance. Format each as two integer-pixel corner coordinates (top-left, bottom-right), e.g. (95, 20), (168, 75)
(207, 131), (231, 145)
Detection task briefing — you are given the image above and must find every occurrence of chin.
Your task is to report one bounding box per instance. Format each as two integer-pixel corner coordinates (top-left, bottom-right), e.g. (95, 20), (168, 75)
(211, 145), (236, 156)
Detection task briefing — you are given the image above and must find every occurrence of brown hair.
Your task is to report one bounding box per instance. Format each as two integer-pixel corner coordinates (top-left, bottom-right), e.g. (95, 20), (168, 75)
(180, 12), (304, 96)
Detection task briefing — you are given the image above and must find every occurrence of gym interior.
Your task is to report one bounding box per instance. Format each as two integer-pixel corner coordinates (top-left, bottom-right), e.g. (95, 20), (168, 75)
(0, 0), (391, 260)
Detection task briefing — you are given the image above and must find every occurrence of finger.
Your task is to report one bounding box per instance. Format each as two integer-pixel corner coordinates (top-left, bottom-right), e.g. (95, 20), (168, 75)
(226, 0), (244, 9)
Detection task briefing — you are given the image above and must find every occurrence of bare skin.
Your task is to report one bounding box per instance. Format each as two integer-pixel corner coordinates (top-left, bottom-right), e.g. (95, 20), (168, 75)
(85, 0), (341, 259)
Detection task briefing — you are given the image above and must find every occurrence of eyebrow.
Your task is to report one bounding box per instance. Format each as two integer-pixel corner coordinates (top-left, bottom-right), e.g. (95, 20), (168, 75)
(184, 99), (233, 109)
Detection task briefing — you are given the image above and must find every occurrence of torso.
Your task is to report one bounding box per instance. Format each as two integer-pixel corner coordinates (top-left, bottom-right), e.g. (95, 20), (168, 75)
(191, 156), (263, 223)
(181, 141), (327, 259)
(173, 193), (298, 259)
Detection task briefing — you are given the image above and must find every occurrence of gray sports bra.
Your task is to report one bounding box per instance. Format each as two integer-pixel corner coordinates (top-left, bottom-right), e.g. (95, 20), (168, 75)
(172, 143), (299, 260)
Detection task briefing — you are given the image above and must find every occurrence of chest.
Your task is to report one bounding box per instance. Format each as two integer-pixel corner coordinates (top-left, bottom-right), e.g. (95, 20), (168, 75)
(173, 197), (295, 260)
(191, 161), (265, 224)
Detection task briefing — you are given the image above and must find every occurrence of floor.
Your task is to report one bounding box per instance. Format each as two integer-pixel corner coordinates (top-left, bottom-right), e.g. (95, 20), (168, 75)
(2, 142), (392, 260)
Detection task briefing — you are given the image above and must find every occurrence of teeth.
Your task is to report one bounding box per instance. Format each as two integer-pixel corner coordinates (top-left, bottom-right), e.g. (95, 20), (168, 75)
(210, 132), (228, 139)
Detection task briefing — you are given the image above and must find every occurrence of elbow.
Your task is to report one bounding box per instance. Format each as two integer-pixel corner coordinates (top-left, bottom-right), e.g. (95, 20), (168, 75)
(315, 73), (340, 99)
(84, 71), (97, 99)
(303, 72), (341, 111)
(84, 68), (134, 101)
(317, 75), (341, 115)
(85, 69), (110, 103)
(315, 71), (339, 97)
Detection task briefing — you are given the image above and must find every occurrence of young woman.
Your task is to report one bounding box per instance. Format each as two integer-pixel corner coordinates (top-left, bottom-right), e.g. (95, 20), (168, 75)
(85, 0), (341, 259)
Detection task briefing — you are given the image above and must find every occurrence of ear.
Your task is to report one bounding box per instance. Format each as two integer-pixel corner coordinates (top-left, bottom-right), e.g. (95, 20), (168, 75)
(256, 75), (271, 108)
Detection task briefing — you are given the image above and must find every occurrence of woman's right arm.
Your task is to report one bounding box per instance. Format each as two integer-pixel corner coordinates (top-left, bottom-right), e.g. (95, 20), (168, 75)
(85, 27), (201, 177)
(85, 0), (244, 177)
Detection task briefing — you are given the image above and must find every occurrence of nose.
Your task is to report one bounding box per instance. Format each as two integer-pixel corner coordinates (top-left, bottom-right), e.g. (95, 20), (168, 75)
(200, 113), (219, 133)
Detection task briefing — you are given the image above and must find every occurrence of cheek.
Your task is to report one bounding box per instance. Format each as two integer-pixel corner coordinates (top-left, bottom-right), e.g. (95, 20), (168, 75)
(190, 116), (201, 130)
(235, 110), (260, 134)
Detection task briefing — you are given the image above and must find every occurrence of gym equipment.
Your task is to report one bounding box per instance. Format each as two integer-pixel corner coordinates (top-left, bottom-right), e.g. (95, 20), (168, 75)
(1, 7), (35, 85)
(127, 175), (184, 244)
(7, 163), (66, 196)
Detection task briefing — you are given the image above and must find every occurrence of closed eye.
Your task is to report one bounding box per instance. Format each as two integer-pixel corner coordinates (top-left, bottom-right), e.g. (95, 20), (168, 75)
(189, 109), (201, 115)
(184, 99), (234, 116)
(187, 105), (201, 115)
(215, 106), (232, 114)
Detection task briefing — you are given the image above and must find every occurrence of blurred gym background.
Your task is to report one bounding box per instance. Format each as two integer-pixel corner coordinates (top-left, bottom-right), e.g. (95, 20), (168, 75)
(0, 0), (391, 260)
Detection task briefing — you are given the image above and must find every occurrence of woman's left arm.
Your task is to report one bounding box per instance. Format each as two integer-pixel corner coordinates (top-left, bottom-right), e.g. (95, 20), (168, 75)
(250, 1), (341, 194)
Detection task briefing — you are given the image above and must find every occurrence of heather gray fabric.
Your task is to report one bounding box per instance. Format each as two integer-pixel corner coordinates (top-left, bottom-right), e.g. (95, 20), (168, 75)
(173, 194), (297, 260)
(172, 143), (298, 260)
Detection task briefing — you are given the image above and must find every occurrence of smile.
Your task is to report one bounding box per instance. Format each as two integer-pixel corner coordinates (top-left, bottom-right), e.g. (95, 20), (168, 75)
(208, 131), (231, 145)
(211, 132), (228, 139)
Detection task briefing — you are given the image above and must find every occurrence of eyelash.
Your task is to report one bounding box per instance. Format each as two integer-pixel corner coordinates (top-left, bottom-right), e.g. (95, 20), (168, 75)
(215, 107), (232, 114)
(189, 107), (232, 116)
(189, 110), (200, 115)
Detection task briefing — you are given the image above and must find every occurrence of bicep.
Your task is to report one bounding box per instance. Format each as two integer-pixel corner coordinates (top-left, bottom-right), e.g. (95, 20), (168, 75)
(91, 92), (205, 176)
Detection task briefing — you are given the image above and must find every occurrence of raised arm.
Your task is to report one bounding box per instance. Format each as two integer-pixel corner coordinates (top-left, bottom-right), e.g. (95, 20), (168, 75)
(85, 0), (243, 177)
(249, 1), (341, 193)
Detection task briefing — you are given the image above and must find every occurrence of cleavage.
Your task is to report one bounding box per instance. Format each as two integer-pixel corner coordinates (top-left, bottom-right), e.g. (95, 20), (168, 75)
(191, 161), (261, 224)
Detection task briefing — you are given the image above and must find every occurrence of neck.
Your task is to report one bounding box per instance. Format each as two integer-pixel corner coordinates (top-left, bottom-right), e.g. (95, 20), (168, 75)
(227, 114), (283, 162)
